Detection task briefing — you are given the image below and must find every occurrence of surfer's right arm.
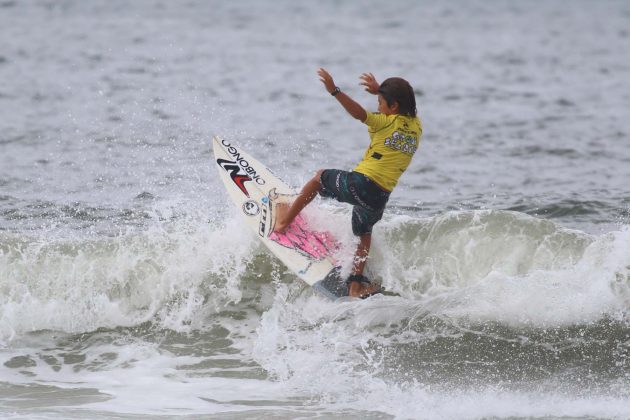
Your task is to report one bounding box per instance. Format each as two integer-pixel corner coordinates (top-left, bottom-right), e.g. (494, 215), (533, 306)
(317, 68), (367, 122)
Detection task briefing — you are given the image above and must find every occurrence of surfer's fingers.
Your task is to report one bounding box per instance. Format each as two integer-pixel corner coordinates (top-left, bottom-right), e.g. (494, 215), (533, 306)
(360, 72), (375, 82)
(317, 67), (331, 78)
(360, 74), (378, 94)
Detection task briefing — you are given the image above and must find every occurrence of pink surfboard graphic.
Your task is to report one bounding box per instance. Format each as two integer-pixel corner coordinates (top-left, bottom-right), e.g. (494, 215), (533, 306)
(269, 214), (338, 262)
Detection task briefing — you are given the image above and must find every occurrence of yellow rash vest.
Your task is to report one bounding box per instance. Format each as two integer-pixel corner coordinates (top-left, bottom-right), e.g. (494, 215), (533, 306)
(353, 112), (422, 191)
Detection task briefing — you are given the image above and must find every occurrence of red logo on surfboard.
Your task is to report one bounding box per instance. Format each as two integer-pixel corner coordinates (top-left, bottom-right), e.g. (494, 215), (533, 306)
(217, 159), (252, 197)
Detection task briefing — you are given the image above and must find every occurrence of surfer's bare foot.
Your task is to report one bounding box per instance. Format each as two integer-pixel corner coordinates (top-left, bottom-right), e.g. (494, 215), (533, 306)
(347, 276), (382, 298)
(348, 281), (381, 298)
(273, 202), (290, 233)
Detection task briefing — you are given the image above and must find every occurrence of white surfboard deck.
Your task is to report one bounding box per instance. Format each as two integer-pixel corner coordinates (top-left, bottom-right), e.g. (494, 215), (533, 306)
(212, 136), (347, 300)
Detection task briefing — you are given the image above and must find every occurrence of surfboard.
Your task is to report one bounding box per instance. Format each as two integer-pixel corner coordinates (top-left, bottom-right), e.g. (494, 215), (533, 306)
(212, 136), (348, 300)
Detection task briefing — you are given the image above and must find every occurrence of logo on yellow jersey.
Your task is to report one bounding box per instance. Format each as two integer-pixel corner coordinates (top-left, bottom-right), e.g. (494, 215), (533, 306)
(383, 131), (418, 156)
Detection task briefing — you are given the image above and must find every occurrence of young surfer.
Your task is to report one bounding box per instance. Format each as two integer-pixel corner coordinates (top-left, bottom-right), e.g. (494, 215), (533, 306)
(274, 68), (422, 298)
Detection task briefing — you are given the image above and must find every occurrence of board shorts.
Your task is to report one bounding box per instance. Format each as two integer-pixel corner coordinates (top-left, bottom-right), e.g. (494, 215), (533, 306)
(319, 169), (390, 236)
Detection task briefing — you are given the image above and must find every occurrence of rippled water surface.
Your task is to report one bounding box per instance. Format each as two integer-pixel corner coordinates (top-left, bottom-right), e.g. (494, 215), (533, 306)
(2, 1), (630, 419)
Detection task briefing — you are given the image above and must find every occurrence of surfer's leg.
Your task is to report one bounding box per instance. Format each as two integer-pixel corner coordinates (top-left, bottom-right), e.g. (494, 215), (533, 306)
(346, 199), (388, 298)
(274, 170), (323, 232)
(347, 233), (381, 298)
(351, 233), (371, 276)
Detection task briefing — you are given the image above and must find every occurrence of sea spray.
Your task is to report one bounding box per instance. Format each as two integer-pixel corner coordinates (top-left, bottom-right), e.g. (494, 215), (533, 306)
(0, 214), (260, 342)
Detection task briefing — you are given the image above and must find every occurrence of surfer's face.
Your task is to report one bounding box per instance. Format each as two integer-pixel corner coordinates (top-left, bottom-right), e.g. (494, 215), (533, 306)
(377, 94), (399, 115)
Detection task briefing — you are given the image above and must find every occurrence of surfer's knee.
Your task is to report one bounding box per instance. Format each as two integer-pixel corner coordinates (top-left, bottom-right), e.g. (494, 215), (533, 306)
(298, 170), (324, 199)
(314, 169), (324, 183)
(312, 169), (325, 192)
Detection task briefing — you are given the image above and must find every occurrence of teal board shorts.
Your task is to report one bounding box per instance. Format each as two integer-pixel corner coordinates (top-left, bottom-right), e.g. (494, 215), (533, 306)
(319, 169), (390, 236)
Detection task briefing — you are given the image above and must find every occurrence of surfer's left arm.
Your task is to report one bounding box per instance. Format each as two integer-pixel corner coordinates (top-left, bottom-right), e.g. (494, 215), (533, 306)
(317, 68), (367, 122)
(359, 72), (380, 94)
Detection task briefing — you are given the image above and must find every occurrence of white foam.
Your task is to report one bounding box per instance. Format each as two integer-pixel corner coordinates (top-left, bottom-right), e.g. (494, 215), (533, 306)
(372, 211), (630, 327)
(252, 287), (630, 419)
(0, 330), (288, 416)
(3, 209), (630, 417)
(3, 208), (629, 345)
(0, 213), (260, 343)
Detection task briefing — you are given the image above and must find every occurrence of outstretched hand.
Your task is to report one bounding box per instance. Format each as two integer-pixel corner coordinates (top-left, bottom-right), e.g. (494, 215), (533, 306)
(360, 72), (380, 94)
(316, 68), (367, 121)
(317, 68), (337, 94)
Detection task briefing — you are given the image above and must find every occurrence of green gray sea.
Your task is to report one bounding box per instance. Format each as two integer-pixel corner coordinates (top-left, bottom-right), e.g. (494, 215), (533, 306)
(2, 1), (630, 418)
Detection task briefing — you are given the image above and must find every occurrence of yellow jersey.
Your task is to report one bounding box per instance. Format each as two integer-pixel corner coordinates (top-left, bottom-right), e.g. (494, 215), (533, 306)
(353, 112), (422, 192)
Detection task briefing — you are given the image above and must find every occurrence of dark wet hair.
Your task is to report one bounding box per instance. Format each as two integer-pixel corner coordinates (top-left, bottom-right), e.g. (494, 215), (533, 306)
(378, 77), (417, 117)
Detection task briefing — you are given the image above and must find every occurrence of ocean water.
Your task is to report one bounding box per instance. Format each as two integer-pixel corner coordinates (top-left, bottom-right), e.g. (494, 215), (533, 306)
(2, 0), (630, 418)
